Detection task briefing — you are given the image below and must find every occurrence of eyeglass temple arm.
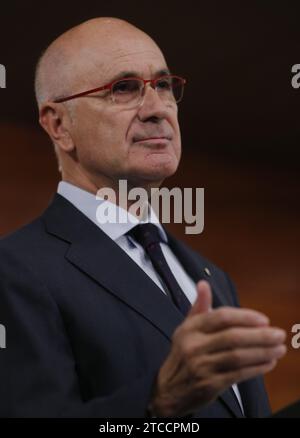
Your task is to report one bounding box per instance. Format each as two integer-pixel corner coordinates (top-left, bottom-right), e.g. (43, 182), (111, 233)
(53, 84), (109, 103)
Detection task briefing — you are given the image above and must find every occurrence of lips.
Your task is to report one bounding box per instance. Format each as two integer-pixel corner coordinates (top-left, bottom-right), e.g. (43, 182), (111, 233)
(133, 135), (172, 142)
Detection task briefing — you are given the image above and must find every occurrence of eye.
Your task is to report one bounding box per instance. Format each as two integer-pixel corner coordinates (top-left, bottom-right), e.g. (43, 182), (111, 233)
(156, 77), (172, 90)
(113, 79), (140, 94)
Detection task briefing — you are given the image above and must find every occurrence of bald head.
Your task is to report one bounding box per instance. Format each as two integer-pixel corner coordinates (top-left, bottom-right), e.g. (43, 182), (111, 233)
(35, 17), (181, 194)
(34, 17), (165, 108)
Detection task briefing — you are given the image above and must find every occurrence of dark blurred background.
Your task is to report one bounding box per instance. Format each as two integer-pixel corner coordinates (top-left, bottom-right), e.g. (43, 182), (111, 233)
(1, 0), (300, 413)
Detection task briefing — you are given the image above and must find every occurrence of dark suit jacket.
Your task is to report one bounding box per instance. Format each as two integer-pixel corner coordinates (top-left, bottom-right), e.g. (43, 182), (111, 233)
(0, 194), (270, 418)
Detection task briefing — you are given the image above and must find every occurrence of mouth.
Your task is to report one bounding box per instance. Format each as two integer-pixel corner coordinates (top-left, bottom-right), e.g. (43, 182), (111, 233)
(133, 136), (172, 145)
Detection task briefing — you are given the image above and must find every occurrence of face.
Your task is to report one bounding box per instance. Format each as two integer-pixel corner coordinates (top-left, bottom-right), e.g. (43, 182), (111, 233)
(64, 32), (182, 191)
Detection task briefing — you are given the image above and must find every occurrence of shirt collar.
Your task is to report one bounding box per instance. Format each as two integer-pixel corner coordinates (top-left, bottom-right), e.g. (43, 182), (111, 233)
(57, 181), (168, 243)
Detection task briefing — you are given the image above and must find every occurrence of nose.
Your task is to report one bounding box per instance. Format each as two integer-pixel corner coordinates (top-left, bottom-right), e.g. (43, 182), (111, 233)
(137, 83), (170, 122)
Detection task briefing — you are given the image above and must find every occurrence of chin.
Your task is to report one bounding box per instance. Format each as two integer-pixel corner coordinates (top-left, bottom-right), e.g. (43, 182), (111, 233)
(138, 159), (179, 183)
(127, 149), (180, 186)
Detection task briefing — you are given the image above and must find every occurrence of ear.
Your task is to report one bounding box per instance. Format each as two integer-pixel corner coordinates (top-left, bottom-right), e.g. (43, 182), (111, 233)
(39, 102), (75, 152)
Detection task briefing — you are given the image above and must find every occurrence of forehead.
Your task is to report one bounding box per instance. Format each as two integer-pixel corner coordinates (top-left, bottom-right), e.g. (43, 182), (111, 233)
(106, 49), (168, 79)
(82, 36), (168, 85)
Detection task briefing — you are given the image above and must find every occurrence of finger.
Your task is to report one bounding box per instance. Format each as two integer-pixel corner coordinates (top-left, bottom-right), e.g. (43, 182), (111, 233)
(188, 280), (212, 317)
(211, 344), (287, 373)
(186, 306), (269, 334)
(203, 326), (286, 354)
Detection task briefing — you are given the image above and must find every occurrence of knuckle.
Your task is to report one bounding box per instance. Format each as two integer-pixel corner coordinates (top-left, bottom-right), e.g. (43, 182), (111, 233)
(181, 340), (196, 358)
(186, 354), (210, 379)
(229, 330), (242, 348)
(220, 329), (241, 348)
(216, 307), (232, 326)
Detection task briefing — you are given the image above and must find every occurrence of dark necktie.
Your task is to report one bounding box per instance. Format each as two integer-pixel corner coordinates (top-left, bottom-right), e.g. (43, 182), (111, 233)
(128, 223), (191, 316)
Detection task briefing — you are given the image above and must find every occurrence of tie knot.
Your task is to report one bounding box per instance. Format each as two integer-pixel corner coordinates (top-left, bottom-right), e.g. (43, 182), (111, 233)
(128, 223), (163, 251)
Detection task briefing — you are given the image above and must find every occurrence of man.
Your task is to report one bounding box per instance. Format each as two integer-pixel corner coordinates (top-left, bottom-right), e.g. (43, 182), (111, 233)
(0, 17), (286, 418)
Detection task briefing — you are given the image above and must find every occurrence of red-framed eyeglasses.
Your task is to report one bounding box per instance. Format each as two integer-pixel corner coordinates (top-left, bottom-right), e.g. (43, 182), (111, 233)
(53, 75), (186, 107)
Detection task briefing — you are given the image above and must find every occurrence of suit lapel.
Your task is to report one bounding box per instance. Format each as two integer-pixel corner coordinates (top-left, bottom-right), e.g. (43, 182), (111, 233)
(43, 194), (184, 342)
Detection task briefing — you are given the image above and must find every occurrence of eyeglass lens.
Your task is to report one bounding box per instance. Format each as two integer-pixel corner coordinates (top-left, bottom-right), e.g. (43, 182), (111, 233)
(111, 76), (184, 105)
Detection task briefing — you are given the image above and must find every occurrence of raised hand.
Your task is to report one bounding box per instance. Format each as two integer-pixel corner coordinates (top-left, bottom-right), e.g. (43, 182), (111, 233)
(150, 280), (286, 417)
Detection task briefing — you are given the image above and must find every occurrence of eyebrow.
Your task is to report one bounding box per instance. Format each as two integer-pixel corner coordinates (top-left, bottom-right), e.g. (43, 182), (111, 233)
(109, 68), (172, 83)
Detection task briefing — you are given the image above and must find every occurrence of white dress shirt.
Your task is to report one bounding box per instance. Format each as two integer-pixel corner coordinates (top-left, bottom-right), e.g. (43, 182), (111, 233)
(57, 180), (244, 415)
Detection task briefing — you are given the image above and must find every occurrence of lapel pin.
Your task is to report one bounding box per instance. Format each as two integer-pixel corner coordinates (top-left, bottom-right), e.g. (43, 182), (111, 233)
(204, 267), (211, 277)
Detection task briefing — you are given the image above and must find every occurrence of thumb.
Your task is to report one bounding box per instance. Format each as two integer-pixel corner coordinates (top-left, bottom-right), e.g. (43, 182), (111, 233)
(189, 280), (213, 317)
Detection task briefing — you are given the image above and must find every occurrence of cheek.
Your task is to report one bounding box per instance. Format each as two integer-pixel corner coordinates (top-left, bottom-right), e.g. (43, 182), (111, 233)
(172, 119), (182, 157)
(75, 109), (131, 158)
(96, 110), (133, 147)
(77, 111), (135, 174)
